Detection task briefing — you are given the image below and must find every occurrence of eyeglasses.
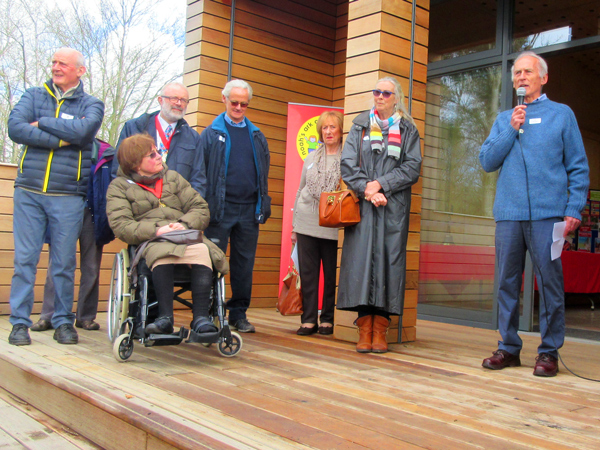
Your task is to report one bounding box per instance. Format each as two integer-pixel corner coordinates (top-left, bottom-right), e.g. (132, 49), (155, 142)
(144, 151), (161, 160)
(229, 100), (249, 108)
(161, 96), (189, 105)
(372, 89), (395, 99)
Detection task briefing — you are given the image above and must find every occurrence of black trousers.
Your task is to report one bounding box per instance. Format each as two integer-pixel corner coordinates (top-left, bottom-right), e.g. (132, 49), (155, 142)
(296, 233), (338, 325)
(205, 201), (259, 322)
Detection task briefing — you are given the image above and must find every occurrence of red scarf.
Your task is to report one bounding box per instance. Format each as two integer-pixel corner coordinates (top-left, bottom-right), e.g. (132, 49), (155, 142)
(155, 115), (174, 151)
(136, 178), (164, 200)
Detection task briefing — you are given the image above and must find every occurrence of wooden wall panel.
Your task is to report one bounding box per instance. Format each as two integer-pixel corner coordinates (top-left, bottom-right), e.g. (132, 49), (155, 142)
(185, 0), (345, 313)
(0, 1), (432, 345)
(0, 164), (127, 317)
(336, 0), (430, 343)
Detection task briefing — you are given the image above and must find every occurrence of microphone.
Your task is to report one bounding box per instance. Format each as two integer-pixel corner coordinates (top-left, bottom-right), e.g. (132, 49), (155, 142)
(516, 87), (526, 106)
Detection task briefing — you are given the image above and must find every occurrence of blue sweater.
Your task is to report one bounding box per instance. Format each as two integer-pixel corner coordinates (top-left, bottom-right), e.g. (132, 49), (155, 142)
(480, 98), (589, 221)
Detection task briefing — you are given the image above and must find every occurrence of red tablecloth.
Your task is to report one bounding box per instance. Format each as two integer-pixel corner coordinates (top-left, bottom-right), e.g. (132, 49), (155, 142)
(561, 251), (600, 294)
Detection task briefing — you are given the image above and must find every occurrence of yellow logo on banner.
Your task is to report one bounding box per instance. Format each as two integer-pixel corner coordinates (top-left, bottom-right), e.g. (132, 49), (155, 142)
(296, 116), (320, 160)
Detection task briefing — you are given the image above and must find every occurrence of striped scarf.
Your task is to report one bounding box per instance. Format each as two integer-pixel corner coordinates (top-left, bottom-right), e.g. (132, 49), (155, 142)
(369, 108), (402, 159)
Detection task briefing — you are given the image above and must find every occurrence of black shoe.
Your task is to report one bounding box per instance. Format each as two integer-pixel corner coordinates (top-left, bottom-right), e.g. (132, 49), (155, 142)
(191, 316), (218, 334)
(53, 323), (79, 345)
(75, 320), (100, 331)
(9, 324), (31, 346)
(30, 319), (53, 332)
(318, 325), (334, 335)
(145, 316), (174, 335)
(296, 325), (318, 336)
(231, 318), (255, 333)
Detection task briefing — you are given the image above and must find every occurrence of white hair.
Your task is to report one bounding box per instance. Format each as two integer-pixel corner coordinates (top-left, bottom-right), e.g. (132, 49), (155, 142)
(511, 51), (548, 80)
(375, 76), (415, 126)
(222, 79), (253, 100)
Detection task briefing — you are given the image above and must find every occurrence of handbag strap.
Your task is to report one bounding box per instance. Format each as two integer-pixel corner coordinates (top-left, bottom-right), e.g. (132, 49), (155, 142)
(339, 127), (366, 190)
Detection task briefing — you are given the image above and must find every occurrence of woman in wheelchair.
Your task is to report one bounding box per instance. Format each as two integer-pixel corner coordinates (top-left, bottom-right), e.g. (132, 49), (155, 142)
(106, 133), (228, 336)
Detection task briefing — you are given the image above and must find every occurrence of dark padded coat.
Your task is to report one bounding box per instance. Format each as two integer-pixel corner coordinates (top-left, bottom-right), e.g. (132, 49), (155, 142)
(200, 112), (271, 224)
(8, 80), (104, 196)
(336, 111), (422, 316)
(106, 167), (228, 274)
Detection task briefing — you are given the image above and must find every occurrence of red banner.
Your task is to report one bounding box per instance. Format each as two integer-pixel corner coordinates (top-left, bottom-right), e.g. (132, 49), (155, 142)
(279, 103), (344, 297)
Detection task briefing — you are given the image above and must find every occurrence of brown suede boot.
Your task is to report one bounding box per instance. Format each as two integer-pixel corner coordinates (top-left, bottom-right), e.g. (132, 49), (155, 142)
(355, 315), (373, 353)
(372, 315), (390, 353)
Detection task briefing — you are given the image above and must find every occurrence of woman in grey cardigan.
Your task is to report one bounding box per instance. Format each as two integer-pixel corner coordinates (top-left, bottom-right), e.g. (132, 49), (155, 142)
(291, 111), (343, 336)
(337, 77), (422, 353)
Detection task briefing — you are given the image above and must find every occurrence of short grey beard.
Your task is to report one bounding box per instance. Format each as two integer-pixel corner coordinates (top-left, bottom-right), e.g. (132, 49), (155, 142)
(161, 108), (184, 123)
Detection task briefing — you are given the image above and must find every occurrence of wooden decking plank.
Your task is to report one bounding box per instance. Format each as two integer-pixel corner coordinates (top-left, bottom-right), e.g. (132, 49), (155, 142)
(1, 311), (600, 450)
(0, 332), (308, 450)
(295, 376), (584, 450)
(0, 396), (84, 449)
(224, 367), (531, 450)
(0, 387), (102, 450)
(240, 348), (596, 450)
(173, 371), (421, 450)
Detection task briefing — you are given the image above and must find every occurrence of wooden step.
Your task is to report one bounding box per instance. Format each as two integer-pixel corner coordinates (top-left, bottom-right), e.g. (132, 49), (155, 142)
(0, 312), (599, 449)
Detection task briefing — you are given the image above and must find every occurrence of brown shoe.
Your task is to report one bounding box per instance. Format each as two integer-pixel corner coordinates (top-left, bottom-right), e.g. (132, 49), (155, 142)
(533, 353), (558, 377)
(355, 315), (373, 353)
(30, 319), (53, 332)
(482, 349), (521, 370)
(75, 320), (100, 331)
(372, 315), (390, 353)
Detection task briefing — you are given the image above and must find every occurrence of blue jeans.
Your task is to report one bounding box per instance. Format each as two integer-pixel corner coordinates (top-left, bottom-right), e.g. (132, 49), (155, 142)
(495, 219), (565, 358)
(205, 201), (259, 322)
(9, 189), (85, 328)
(41, 207), (103, 322)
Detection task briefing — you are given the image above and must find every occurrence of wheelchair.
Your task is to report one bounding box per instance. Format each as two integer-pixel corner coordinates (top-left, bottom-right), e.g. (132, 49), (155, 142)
(107, 246), (242, 362)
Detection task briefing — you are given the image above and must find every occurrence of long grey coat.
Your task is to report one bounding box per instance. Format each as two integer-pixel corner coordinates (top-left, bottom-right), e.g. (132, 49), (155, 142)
(336, 111), (422, 315)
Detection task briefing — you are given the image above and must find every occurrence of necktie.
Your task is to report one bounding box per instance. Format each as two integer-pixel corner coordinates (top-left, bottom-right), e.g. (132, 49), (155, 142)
(158, 124), (174, 158)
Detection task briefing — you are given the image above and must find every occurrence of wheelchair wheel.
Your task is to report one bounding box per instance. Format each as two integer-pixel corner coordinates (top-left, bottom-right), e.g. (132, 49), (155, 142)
(218, 331), (242, 357)
(113, 334), (134, 362)
(108, 250), (130, 342)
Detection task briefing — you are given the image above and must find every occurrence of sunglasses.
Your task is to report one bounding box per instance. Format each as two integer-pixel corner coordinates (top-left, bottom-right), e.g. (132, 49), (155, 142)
(229, 100), (249, 108)
(144, 151), (162, 160)
(372, 89), (395, 99)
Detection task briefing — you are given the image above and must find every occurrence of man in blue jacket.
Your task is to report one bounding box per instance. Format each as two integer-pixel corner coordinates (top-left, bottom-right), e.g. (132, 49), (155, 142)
(114, 82), (206, 195)
(7, 48), (104, 346)
(479, 51), (589, 377)
(200, 79), (271, 333)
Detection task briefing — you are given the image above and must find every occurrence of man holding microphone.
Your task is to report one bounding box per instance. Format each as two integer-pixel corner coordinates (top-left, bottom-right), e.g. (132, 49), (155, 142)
(479, 51), (589, 377)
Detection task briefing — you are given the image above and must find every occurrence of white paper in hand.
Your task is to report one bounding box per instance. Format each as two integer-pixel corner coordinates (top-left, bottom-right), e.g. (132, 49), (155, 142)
(551, 221), (566, 261)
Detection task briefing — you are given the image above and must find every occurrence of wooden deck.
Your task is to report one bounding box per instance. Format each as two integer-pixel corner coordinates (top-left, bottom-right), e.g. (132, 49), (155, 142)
(1, 309), (599, 450)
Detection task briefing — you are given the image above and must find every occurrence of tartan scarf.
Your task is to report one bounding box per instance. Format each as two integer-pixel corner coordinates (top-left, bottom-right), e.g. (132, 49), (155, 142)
(369, 107), (402, 159)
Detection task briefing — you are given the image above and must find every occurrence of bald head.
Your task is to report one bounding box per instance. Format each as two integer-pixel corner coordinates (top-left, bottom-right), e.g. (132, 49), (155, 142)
(51, 48), (86, 92)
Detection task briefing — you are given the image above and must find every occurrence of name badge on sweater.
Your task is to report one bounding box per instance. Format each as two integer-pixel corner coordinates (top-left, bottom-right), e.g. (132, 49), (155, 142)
(219, 136), (226, 142)
(529, 118), (541, 124)
(60, 113), (74, 120)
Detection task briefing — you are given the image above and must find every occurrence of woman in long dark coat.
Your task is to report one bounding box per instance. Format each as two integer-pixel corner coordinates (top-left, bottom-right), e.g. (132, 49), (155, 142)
(337, 77), (422, 353)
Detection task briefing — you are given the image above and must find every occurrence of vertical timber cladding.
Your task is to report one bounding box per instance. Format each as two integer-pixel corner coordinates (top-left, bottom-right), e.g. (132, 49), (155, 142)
(0, 164), (124, 316)
(335, 0), (429, 343)
(184, 0), (348, 309)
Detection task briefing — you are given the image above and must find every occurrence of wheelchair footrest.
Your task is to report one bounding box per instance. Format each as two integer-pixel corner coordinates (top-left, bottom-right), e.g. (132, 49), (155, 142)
(144, 327), (187, 347)
(186, 329), (220, 344)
